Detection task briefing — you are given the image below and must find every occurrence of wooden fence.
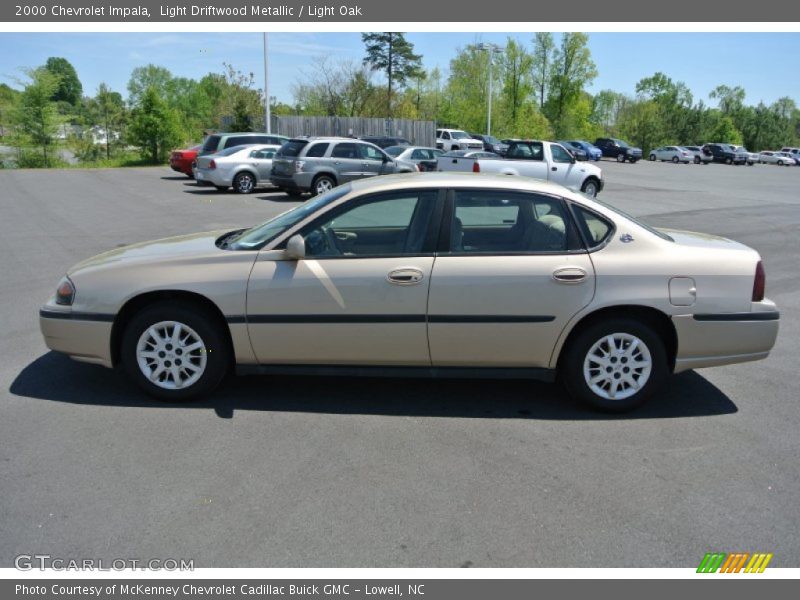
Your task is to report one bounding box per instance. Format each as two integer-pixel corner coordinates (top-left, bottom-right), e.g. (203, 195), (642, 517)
(268, 116), (437, 147)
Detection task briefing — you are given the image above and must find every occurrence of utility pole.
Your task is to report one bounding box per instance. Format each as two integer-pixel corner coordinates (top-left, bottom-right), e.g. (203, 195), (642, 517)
(263, 32), (271, 133)
(478, 43), (504, 136)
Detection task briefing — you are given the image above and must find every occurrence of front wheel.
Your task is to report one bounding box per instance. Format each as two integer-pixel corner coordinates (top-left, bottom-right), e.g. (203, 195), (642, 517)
(121, 303), (230, 401)
(616, 153), (625, 163)
(581, 178), (600, 198)
(233, 172), (256, 194)
(671, 156), (679, 163)
(694, 156), (700, 164)
(560, 318), (668, 412)
(649, 154), (656, 161)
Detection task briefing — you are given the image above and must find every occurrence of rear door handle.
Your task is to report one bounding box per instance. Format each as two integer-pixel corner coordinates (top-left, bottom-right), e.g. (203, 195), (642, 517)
(552, 267), (587, 283)
(387, 267), (424, 285)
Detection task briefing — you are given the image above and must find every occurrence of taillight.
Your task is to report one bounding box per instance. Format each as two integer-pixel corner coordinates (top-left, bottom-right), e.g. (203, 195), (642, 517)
(294, 160), (305, 173)
(752, 261), (765, 302)
(209, 160), (216, 169)
(472, 161), (480, 173)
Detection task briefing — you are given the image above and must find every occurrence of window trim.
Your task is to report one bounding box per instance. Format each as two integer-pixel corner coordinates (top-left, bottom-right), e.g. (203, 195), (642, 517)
(437, 188), (588, 257)
(567, 201), (617, 252)
(274, 188), (446, 260)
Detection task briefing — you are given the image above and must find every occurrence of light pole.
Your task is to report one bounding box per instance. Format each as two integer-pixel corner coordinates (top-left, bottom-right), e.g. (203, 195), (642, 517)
(478, 43), (504, 136)
(263, 33), (271, 133)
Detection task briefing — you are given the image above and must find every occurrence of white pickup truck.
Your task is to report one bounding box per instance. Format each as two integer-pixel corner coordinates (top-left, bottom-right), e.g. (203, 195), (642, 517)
(437, 140), (604, 197)
(435, 128), (484, 152)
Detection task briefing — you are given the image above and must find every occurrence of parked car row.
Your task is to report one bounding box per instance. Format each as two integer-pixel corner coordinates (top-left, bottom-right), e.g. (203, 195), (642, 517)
(645, 142), (800, 166)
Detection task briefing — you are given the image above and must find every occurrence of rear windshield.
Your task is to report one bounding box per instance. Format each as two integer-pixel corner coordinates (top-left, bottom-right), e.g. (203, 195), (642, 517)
(201, 135), (221, 152)
(384, 146), (406, 157)
(215, 145), (248, 157)
(277, 140), (309, 157)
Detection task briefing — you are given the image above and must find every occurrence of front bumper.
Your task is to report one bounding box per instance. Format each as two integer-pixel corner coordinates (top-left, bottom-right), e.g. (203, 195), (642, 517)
(39, 307), (114, 368)
(672, 301), (779, 373)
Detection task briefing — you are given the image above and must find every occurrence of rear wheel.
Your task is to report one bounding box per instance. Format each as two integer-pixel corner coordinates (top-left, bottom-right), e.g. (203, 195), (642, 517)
(561, 318), (668, 412)
(311, 175), (336, 197)
(671, 156), (679, 163)
(694, 156), (700, 164)
(649, 154), (656, 161)
(616, 153), (625, 163)
(121, 303), (230, 401)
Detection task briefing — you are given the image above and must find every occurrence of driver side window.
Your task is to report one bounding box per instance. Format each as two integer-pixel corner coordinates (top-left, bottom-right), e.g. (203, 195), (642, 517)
(551, 144), (573, 163)
(301, 192), (438, 258)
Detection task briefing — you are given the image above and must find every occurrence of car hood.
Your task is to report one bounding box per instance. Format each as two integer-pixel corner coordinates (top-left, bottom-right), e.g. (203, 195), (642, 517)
(658, 228), (754, 253)
(68, 230), (231, 275)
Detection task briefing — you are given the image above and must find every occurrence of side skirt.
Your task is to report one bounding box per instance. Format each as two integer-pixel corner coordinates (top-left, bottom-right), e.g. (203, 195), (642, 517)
(236, 364), (556, 382)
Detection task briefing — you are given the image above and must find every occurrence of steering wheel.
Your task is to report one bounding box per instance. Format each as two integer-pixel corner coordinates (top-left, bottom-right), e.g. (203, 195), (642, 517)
(321, 224), (342, 256)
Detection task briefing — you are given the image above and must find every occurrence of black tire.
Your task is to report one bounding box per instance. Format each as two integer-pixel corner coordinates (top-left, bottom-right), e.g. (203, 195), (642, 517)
(581, 177), (600, 198)
(649, 154), (656, 161)
(310, 174), (336, 197)
(233, 171), (256, 194)
(560, 317), (668, 412)
(694, 156), (700, 164)
(214, 185), (228, 192)
(725, 157), (733, 165)
(671, 156), (679, 163)
(121, 302), (230, 401)
(616, 153), (625, 163)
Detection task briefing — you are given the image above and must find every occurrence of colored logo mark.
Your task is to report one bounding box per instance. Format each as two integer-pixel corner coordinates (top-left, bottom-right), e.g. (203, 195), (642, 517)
(697, 552), (773, 573)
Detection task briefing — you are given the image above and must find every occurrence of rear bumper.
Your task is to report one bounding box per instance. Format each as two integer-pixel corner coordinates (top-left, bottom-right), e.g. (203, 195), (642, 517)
(270, 173), (313, 192)
(39, 308), (114, 368)
(672, 301), (779, 373)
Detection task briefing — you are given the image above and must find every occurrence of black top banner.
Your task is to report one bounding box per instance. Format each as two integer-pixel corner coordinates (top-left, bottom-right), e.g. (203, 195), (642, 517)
(4, 0), (800, 22)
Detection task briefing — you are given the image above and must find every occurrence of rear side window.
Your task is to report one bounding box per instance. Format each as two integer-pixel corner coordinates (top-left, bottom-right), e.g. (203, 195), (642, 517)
(277, 141), (308, 157)
(224, 136), (256, 148)
(201, 135), (221, 152)
(331, 143), (358, 159)
(572, 206), (613, 248)
(305, 143), (329, 158)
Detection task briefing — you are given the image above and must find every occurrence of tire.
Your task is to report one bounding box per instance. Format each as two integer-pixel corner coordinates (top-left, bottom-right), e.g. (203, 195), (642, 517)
(121, 302), (230, 401)
(778, 160), (784, 166)
(311, 174), (336, 197)
(649, 154), (656, 161)
(581, 178), (600, 198)
(629, 158), (639, 163)
(616, 153), (625, 163)
(233, 171), (256, 194)
(560, 317), (668, 412)
(214, 185), (228, 192)
(725, 157), (733, 165)
(671, 156), (679, 163)
(694, 156), (700, 164)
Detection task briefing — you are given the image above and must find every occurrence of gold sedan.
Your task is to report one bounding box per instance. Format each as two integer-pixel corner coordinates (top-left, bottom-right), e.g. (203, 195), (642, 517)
(39, 173), (779, 411)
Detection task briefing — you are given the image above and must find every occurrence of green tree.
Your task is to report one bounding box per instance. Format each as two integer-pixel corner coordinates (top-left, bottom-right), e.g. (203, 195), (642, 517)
(0, 83), (20, 137)
(44, 57), (82, 106)
(11, 67), (62, 167)
(89, 83), (125, 159)
(707, 113), (743, 145)
(497, 38), (534, 125)
(127, 86), (182, 164)
(544, 33), (597, 137)
(127, 64), (173, 106)
(362, 32), (422, 117)
(531, 32), (556, 110)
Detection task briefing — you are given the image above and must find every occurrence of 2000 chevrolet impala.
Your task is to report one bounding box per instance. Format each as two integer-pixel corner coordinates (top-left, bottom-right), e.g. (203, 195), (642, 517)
(39, 173), (779, 411)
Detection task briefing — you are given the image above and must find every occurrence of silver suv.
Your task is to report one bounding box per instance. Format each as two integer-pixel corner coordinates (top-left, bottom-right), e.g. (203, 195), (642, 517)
(270, 137), (417, 197)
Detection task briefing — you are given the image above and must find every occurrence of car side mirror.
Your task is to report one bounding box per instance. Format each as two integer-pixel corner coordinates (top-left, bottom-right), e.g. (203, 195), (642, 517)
(285, 234), (306, 260)
(571, 154), (578, 163)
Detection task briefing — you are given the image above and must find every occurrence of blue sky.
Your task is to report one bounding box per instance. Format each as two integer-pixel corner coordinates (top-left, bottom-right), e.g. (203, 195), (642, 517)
(0, 32), (798, 106)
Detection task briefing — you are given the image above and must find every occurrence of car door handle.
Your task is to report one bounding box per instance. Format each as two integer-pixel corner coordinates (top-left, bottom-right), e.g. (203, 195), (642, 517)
(387, 267), (424, 285)
(551, 166), (558, 171)
(552, 267), (587, 283)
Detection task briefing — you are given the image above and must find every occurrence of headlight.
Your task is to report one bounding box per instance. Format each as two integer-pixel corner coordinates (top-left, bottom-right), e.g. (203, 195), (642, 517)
(55, 276), (75, 306)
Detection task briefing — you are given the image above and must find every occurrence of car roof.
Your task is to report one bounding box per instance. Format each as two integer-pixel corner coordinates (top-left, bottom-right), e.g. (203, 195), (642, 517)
(345, 172), (583, 200)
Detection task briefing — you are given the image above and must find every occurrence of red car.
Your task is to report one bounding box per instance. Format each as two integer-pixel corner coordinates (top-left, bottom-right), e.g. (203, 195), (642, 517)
(169, 145), (201, 177)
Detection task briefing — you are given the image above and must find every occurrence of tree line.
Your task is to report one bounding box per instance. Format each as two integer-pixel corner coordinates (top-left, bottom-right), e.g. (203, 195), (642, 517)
(1, 33), (798, 168)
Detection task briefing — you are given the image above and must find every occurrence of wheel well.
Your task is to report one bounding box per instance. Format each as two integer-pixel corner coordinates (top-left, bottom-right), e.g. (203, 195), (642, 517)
(110, 290), (234, 368)
(312, 172), (337, 185)
(235, 169), (257, 180)
(557, 305), (677, 371)
(582, 176), (600, 189)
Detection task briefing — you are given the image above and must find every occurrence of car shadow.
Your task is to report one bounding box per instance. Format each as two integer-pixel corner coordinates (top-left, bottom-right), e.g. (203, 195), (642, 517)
(160, 175), (192, 181)
(10, 352), (738, 421)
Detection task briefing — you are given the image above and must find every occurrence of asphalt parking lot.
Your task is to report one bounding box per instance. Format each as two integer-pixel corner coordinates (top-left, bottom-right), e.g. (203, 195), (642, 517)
(1, 160), (798, 567)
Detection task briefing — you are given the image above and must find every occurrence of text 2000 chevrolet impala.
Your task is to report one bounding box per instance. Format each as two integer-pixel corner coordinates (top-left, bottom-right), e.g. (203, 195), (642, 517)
(39, 173), (779, 411)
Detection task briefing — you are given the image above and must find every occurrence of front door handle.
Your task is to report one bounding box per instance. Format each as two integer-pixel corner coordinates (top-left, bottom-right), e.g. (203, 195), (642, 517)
(551, 166), (558, 171)
(552, 267), (587, 283)
(387, 267), (424, 285)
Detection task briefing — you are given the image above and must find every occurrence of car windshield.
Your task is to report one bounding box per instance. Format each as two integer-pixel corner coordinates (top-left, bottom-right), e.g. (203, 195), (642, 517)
(591, 198), (674, 242)
(227, 185), (352, 250)
(201, 135), (220, 152)
(384, 146), (406, 157)
(614, 139), (630, 148)
(451, 131), (471, 139)
(483, 135), (501, 144)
